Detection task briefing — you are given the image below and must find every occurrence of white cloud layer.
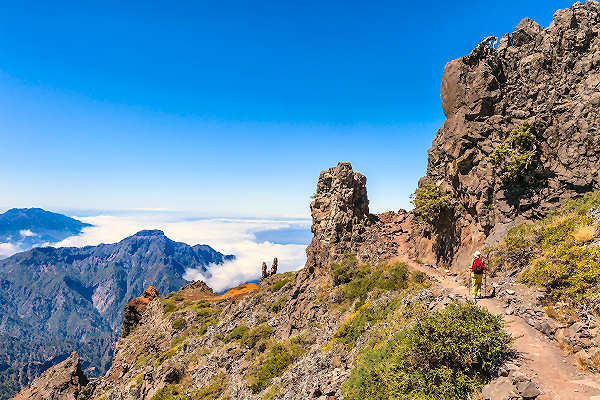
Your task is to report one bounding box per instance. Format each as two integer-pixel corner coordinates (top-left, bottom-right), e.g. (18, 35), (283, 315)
(50, 213), (310, 292)
(0, 242), (23, 258)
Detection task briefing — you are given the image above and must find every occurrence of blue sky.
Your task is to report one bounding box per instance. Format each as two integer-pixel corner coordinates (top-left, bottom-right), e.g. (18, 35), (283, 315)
(0, 0), (575, 217)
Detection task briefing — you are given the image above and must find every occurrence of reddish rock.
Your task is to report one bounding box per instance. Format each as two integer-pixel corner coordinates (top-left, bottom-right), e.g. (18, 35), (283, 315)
(121, 285), (159, 337)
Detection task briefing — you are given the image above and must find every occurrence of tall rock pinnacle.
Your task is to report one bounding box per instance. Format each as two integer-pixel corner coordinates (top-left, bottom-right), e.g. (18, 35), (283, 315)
(304, 162), (371, 273)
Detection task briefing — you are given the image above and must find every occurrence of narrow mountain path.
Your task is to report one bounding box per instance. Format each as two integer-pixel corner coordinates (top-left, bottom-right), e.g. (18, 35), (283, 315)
(402, 257), (600, 400)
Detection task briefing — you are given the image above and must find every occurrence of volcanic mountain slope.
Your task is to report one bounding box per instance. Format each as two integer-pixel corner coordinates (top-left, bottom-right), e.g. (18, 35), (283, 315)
(0, 230), (233, 400)
(19, 161), (566, 400)
(0, 208), (92, 256)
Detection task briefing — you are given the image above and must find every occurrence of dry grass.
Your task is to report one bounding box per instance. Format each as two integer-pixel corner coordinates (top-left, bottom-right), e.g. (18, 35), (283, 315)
(576, 355), (590, 371)
(591, 353), (600, 371)
(543, 305), (562, 321)
(331, 355), (342, 368)
(572, 225), (596, 242)
(557, 338), (576, 355)
(541, 301), (579, 324)
(470, 391), (485, 400)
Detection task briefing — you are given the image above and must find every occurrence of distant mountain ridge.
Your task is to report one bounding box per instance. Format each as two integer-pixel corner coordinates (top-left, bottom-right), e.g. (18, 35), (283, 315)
(0, 208), (92, 255)
(0, 229), (233, 400)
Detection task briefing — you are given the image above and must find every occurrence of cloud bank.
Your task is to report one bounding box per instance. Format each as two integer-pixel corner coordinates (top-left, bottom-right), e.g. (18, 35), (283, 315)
(50, 213), (310, 292)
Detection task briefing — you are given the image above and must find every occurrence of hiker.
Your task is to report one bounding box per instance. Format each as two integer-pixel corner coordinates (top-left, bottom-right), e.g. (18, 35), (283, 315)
(470, 251), (485, 300)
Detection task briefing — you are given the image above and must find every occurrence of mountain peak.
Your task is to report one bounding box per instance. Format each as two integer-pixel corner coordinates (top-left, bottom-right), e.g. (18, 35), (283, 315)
(132, 229), (165, 238)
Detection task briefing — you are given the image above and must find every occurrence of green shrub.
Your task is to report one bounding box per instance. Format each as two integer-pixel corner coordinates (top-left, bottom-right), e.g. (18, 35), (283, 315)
(410, 180), (455, 224)
(411, 270), (427, 284)
(224, 325), (250, 342)
(487, 192), (600, 306)
(76, 384), (94, 400)
(241, 324), (274, 349)
(331, 253), (363, 285)
(266, 297), (287, 313)
(163, 301), (178, 314)
(194, 373), (227, 400)
(195, 307), (214, 318)
(333, 299), (402, 349)
(488, 121), (537, 184)
(551, 191), (600, 217)
(134, 352), (155, 368)
(155, 342), (184, 366)
(166, 292), (185, 301)
(248, 343), (293, 394)
(132, 373), (144, 387)
(270, 278), (292, 292)
(151, 385), (189, 400)
(331, 256), (421, 309)
(172, 318), (187, 331)
(193, 299), (211, 309)
(262, 384), (281, 400)
(341, 303), (512, 400)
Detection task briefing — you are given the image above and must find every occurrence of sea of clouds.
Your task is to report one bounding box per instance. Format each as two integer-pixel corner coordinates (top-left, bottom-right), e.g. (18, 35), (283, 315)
(0, 212), (311, 292)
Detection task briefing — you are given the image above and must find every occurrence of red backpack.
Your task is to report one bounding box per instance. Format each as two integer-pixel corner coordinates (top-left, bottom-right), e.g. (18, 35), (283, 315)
(472, 258), (484, 274)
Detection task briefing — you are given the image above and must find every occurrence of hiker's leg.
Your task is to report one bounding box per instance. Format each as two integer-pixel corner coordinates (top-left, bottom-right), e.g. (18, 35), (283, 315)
(471, 273), (477, 299)
(475, 274), (483, 298)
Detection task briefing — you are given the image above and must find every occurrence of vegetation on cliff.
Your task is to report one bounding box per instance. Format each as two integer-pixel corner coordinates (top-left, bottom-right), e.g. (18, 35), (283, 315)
(410, 180), (456, 225)
(488, 121), (538, 184)
(488, 191), (600, 307)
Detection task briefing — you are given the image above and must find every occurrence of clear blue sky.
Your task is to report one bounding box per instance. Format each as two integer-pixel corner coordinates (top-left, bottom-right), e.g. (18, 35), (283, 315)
(0, 0), (575, 217)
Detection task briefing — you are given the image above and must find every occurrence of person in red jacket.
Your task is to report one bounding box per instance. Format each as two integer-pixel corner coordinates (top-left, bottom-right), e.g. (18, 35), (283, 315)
(471, 251), (485, 300)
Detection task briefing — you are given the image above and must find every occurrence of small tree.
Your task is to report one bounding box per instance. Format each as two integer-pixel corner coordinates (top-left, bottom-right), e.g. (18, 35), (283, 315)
(410, 180), (455, 225)
(488, 121), (537, 184)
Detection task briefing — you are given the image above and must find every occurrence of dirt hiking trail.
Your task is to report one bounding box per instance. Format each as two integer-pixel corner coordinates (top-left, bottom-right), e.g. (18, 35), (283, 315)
(402, 257), (600, 400)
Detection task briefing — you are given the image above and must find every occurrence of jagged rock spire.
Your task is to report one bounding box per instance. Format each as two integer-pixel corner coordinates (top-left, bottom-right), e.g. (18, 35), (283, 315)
(304, 162), (371, 273)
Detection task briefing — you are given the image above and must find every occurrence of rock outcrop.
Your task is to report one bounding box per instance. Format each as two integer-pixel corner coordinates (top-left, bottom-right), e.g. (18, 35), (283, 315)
(122, 286), (159, 337)
(304, 162), (372, 273)
(260, 258), (279, 281)
(417, 1), (600, 268)
(11, 352), (88, 400)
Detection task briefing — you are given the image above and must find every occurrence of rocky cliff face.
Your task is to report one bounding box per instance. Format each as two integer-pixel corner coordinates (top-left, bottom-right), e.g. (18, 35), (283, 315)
(11, 353), (88, 400)
(121, 286), (159, 338)
(417, 1), (600, 268)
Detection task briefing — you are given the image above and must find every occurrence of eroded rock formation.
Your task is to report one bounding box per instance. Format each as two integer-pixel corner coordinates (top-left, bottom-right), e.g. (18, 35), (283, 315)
(304, 162), (372, 273)
(260, 258), (279, 281)
(417, 1), (600, 268)
(122, 286), (159, 337)
(11, 352), (88, 400)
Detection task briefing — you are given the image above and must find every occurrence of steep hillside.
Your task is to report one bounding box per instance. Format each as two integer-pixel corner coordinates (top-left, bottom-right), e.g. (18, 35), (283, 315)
(0, 208), (92, 256)
(0, 230), (233, 400)
(412, 1), (600, 268)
